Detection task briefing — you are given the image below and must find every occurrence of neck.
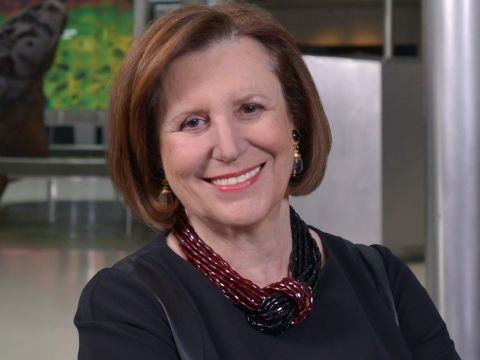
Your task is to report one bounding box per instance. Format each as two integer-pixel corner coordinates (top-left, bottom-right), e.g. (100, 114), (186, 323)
(184, 198), (293, 288)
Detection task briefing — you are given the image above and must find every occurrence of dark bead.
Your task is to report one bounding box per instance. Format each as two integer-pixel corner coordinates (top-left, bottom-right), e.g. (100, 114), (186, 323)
(293, 157), (303, 175)
(292, 129), (300, 142)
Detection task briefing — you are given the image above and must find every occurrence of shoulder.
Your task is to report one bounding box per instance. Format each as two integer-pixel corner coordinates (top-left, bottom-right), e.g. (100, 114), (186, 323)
(117, 232), (169, 264)
(75, 266), (167, 326)
(308, 226), (359, 254)
(308, 228), (459, 358)
(75, 232), (172, 331)
(74, 234), (180, 359)
(308, 226), (373, 269)
(309, 226), (403, 274)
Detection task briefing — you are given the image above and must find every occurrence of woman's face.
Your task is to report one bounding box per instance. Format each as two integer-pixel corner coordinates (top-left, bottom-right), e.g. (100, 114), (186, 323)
(159, 37), (294, 231)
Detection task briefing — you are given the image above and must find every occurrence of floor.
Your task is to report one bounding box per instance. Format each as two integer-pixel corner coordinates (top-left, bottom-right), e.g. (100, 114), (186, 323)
(0, 178), (155, 360)
(0, 177), (426, 360)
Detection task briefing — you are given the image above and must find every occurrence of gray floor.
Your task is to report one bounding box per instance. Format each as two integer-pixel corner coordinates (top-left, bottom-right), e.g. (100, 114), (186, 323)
(0, 178), (155, 360)
(0, 177), (425, 360)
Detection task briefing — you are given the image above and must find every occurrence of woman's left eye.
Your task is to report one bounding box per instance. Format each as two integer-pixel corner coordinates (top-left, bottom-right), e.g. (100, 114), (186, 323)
(240, 104), (263, 115)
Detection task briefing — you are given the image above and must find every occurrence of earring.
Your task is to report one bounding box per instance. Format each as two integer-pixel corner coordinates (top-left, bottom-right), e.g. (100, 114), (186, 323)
(159, 168), (172, 205)
(292, 129), (303, 177)
(160, 178), (172, 195)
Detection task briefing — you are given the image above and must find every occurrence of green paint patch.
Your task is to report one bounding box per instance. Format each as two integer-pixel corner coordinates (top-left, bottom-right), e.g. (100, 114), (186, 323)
(1, 3), (131, 110)
(43, 3), (133, 110)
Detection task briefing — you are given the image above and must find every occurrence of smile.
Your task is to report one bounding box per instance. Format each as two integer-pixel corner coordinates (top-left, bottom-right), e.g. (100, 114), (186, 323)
(210, 165), (261, 186)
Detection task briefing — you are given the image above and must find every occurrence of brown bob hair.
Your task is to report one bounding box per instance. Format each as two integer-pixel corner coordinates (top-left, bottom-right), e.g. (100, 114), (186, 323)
(108, 1), (332, 231)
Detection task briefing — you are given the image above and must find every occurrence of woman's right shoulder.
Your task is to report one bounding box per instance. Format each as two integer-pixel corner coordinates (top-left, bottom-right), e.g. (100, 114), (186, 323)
(75, 267), (166, 324)
(75, 232), (171, 330)
(74, 235), (180, 360)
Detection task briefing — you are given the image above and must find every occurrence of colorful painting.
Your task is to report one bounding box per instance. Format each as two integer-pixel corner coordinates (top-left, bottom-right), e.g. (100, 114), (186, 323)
(0, 0), (133, 110)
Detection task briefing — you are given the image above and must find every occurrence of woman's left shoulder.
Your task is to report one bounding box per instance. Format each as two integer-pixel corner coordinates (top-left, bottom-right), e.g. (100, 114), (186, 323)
(310, 227), (460, 359)
(309, 226), (407, 274)
(309, 227), (422, 299)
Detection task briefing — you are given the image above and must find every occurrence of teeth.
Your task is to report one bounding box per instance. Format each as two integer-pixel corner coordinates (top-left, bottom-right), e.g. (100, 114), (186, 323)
(211, 166), (261, 186)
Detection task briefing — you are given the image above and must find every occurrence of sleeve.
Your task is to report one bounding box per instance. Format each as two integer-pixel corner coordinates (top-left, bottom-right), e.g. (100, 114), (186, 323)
(74, 268), (179, 360)
(373, 245), (461, 360)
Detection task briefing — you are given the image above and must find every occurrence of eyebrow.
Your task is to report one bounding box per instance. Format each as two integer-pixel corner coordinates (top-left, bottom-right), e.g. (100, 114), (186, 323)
(232, 93), (273, 106)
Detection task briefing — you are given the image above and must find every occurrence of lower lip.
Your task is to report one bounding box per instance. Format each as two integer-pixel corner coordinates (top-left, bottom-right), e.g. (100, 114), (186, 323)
(207, 166), (262, 193)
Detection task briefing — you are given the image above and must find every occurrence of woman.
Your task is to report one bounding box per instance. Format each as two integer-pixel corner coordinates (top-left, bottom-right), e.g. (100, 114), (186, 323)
(75, 2), (460, 359)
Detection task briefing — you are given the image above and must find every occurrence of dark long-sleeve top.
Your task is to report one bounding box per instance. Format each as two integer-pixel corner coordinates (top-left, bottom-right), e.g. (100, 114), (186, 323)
(74, 228), (460, 359)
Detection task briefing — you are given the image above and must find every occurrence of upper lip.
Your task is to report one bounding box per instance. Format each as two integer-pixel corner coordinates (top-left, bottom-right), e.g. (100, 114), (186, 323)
(206, 164), (263, 180)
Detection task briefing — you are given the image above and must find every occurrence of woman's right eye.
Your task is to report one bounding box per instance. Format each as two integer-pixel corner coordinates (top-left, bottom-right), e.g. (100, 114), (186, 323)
(180, 117), (206, 131)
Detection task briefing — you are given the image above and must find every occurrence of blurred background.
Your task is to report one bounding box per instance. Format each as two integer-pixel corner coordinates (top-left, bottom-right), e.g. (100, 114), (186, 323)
(1, 0), (478, 359)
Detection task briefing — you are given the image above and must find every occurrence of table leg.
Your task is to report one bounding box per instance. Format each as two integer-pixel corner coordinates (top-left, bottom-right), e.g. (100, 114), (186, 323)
(47, 178), (57, 223)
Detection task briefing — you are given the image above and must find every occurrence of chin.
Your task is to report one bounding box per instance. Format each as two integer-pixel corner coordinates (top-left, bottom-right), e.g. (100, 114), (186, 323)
(210, 199), (281, 229)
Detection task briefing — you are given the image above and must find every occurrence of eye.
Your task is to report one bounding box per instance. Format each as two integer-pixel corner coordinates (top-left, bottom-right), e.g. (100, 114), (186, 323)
(240, 104), (263, 115)
(180, 116), (206, 131)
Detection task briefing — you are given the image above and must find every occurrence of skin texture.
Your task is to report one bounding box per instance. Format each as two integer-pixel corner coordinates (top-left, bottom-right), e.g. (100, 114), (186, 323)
(159, 37), (322, 287)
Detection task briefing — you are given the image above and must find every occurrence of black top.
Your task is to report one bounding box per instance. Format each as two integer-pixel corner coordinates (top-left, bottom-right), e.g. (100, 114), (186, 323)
(75, 229), (460, 360)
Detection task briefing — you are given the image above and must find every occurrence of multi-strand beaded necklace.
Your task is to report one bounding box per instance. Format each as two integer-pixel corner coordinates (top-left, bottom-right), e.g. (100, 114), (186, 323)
(173, 206), (321, 334)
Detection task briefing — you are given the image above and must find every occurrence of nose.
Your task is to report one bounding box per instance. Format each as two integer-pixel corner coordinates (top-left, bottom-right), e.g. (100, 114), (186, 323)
(210, 119), (247, 163)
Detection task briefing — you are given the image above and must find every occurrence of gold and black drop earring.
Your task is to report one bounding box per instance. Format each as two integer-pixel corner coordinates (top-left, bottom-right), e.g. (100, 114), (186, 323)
(159, 168), (172, 205)
(292, 129), (303, 177)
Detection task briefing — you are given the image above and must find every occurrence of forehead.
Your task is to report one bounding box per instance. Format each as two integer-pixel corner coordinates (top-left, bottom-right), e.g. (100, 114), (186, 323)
(159, 37), (282, 111)
(167, 36), (275, 76)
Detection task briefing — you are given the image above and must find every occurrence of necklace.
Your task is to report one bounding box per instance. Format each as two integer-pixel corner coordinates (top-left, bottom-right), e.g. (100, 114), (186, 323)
(173, 206), (322, 334)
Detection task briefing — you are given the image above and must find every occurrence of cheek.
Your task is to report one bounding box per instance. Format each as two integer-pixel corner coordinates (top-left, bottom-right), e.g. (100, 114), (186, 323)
(260, 126), (293, 160)
(160, 137), (206, 180)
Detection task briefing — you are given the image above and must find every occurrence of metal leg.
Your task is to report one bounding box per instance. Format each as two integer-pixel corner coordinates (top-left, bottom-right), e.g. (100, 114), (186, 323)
(47, 178), (57, 223)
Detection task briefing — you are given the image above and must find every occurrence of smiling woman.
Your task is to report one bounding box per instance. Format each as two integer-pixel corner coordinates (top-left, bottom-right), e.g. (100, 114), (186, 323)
(159, 37), (295, 237)
(106, 2), (330, 231)
(74, 2), (460, 360)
